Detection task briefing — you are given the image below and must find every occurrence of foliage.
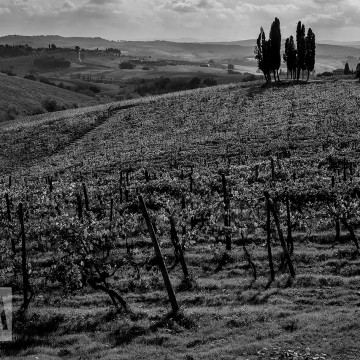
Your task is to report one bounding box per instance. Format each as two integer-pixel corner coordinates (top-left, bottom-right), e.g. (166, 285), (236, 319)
(305, 28), (316, 80)
(0, 44), (33, 58)
(5, 105), (19, 120)
(344, 62), (351, 75)
(269, 17), (281, 81)
(33, 57), (70, 70)
(24, 74), (37, 81)
(355, 63), (360, 79)
(119, 61), (136, 69)
(283, 36), (297, 79)
(255, 27), (271, 82)
(42, 98), (62, 112)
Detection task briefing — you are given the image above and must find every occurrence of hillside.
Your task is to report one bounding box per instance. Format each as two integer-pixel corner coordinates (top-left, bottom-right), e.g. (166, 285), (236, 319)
(2, 35), (360, 74)
(0, 73), (99, 121)
(1, 80), (360, 360)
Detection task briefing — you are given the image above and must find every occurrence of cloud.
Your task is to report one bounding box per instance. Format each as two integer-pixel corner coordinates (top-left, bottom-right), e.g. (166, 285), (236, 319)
(0, 8), (11, 14)
(61, 1), (76, 12)
(1, 0), (360, 41)
(164, 0), (201, 13)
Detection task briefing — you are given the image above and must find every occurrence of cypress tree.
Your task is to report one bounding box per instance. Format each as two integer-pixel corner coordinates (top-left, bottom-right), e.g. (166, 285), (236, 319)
(283, 36), (297, 80)
(255, 27), (271, 83)
(269, 17), (281, 82)
(305, 28), (316, 80)
(344, 62), (351, 75)
(296, 21), (306, 81)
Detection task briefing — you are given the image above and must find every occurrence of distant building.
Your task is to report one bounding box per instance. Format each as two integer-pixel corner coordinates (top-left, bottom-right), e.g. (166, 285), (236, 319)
(333, 69), (344, 76)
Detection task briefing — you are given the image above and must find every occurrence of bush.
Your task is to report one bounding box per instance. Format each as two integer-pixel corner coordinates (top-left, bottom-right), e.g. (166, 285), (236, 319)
(89, 85), (101, 93)
(203, 78), (217, 87)
(33, 57), (70, 70)
(119, 61), (135, 69)
(242, 73), (256, 82)
(24, 74), (36, 81)
(1, 69), (16, 76)
(316, 71), (333, 77)
(188, 77), (201, 89)
(5, 106), (19, 120)
(42, 98), (59, 112)
(142, 66), (150, 70)
(30, 107), (45, 116)
(39, 78), (56, 86)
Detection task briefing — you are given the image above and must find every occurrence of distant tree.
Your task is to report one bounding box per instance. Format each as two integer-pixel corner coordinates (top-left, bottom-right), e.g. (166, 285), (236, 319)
(51, 44), (56, 50)
(296, 21), (306, 80)
(119, 61), (135, 69)
(255, 27), (271, 83)
(305, 28), (316, 80)
(227, 63), (235, 73)
(269, 17), (281, 81)
(75, 46), (80, 53)
(344, 62), (351, 75)
(355, 63), (360, 79)
(203, 78), (217, 86)
(188, 77), (201, 89)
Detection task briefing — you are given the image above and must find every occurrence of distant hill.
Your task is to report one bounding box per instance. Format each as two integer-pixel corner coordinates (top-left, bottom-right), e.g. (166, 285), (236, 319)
(0, 35), (122, 50)
(1, 35), (359, 72)
(0, 73), (98, 122)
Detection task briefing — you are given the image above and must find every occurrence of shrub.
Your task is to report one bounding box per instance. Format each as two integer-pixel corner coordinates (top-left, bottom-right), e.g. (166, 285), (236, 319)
(142, 66), (150, 70)
(33, 56), (70, 70)
(242, 73), (256, 82)
(30, 107), (45, 116)
(119, 61), (135, 69)
(89, 85), (101, 93)
(5, 106), (19, 120)
(1, 69), (16, 76)
(39, 78), (56, 86)
(24, 74), (36, 81)
(188, 77), (201, 89)
(42, 98), (59, 112)
(316, 71), (333, 77)
(203, 78), (217, 87)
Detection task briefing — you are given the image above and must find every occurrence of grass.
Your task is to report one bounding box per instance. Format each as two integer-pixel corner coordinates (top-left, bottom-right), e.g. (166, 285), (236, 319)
(0, 72), (98, 121)
(1, 235), (359, 359)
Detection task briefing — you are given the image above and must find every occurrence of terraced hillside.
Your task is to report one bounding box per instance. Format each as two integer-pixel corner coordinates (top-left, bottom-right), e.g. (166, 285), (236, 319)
(1, 80), (360, 360)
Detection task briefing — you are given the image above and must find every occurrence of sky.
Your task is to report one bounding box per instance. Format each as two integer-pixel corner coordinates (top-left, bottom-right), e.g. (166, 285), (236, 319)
(0, 0), (360, 42)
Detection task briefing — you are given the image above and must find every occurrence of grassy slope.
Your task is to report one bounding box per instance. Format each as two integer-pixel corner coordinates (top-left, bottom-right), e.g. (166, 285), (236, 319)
(1, 80), (360, 359)
(0, 73), (98, 121)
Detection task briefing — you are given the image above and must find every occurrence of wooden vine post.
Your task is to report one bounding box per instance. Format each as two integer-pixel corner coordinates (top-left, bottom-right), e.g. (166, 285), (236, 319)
(266, 202), (275, 281)
(285, 194), (294, 255)
(82, 182), (90, 211)
(18, 203), (29, 311)
(264, 191), (295, 277)
(222, 173), (231, 251)
(76, 194), (83, 220)
(5, 194), (16, 255)
(332, 176), (341, 242)
(169, 216), (190, 281)
(138, 195), (179, 313)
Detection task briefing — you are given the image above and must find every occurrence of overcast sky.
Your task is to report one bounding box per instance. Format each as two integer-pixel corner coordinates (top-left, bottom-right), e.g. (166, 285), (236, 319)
(0, 0), (359, 42)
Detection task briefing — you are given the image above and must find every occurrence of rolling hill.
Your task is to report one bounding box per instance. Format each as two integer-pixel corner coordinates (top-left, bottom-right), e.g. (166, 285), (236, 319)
(2, 35), (360, 73)
(0, 73), (98, 121)
(1, 80), (360, 360)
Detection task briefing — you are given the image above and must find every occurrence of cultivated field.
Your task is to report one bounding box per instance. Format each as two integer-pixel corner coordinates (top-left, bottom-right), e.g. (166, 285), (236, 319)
(1, 80), (360, 359)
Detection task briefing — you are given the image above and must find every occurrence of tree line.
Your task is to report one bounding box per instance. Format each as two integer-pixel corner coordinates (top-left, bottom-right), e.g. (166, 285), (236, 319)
(0, 44), (34, 58)
(255, 18), (316, 82)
